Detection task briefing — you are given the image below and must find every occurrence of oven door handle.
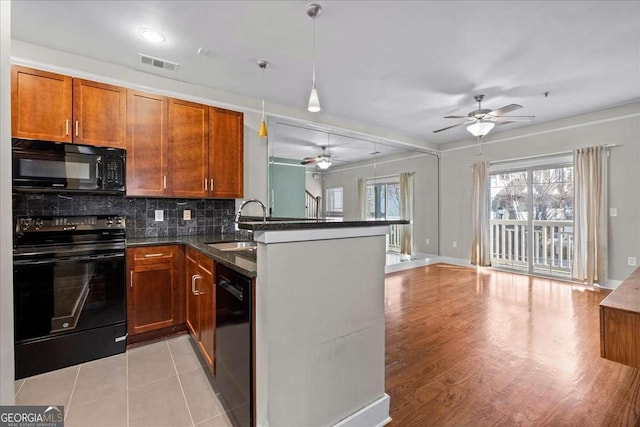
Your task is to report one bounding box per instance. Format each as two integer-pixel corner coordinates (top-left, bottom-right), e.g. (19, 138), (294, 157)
(14, 253), (125, 265)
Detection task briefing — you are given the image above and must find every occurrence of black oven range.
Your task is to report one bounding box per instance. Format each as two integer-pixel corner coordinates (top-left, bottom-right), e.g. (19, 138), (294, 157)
(13, 215), (127, 379)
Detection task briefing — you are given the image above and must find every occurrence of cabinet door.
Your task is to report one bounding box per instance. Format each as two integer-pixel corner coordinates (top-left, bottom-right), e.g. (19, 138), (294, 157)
(197, 259), (215, 372)
(73, 78), (126, 148)
(209, 107), (244, 198)
(185, 249), (200, 338)
(169, 98), (209, 198)
(127, 246), (183, 337)
(128, 263), (175, 335)
(126, 90), (168, 196)
(11, 65), (72, 142)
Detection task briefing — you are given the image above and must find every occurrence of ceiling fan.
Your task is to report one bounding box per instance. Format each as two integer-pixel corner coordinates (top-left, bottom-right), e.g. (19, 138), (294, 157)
(433, 94), (535, 137)
(301, 146), (332, 170)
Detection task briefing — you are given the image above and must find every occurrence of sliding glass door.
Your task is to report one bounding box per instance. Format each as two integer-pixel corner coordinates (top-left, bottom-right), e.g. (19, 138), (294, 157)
(490, 164), (574, 279)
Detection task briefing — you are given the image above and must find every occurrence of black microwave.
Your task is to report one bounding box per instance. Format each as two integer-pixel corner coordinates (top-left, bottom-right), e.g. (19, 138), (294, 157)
(12, 139), (126, 193)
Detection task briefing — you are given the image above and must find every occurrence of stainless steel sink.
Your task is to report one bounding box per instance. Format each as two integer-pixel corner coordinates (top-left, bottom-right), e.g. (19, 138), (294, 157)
(208, 241), (257, 252)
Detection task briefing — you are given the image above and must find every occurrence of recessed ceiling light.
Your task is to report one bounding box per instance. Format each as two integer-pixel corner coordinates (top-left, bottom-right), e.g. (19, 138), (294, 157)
(139, 28), (165, 43)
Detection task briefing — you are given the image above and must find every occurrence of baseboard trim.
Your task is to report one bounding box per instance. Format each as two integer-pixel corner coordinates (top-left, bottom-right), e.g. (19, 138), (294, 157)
(332, 393), (391, 427)
(603, 280), (622, 290)
(432, 256), (473, 267)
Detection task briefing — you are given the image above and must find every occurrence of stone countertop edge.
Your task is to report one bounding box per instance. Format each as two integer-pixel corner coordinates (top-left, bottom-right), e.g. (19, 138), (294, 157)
(237, 219), (410, 231)
(126, 234), (257, 278)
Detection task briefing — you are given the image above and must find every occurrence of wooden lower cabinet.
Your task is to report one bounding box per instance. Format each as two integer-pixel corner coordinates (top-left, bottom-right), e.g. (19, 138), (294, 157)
(185, 247), (216, 373)
(127, 245), (184, 337)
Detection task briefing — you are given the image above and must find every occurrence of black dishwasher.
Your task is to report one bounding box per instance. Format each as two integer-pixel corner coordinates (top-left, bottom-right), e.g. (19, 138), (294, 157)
(215, 263), (253, 427)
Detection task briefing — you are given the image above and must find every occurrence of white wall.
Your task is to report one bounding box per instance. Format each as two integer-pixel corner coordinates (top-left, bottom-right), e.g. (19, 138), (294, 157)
(305, 171), (322, 199)
(323, 152), (440, 255)
(0, 0), (15, 404)
(439, 102), (640, 282)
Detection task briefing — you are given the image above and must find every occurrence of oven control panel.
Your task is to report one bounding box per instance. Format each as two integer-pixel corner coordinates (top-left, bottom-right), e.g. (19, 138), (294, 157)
(17, 216), (126, 233)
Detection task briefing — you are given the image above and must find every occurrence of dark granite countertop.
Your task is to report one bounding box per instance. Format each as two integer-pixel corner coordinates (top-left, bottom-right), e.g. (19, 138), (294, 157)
(127, 233), (257, 277)
(236, 219), (409, 232)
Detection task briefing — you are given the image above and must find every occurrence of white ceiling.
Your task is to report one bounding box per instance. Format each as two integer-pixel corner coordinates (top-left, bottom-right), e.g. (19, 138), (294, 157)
(11, 0), (640, 147)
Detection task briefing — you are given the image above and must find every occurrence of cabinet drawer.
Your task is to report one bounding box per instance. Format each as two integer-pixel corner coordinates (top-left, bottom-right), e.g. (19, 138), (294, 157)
(128, 245), (179, 265)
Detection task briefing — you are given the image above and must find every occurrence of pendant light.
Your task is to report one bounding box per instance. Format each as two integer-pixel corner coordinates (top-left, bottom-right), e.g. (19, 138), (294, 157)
(307, 3), (322, 112)
(257, 60), (270, 138)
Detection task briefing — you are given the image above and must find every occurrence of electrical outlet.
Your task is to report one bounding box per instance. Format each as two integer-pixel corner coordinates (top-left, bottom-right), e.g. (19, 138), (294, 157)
(426, 238), (430, 245)
(610, 208), (618, 217)
(452, 240), (457, 248)
(629, 257), (637, 266)
(154, 210), (164, 222)
(183, 210), (191, 220)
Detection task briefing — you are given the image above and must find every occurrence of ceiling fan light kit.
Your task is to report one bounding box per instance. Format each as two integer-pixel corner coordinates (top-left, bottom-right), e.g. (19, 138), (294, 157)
(467, 120), (495, 137)
(307, 3), (322, 113)
(316, 157), (332, 169)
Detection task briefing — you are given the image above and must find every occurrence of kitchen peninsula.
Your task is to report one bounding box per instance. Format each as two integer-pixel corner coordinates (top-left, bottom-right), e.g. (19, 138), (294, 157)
(238, 219), (407, 427)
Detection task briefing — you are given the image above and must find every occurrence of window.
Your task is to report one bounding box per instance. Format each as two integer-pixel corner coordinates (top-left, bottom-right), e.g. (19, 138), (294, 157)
(325, 187), (343, 218)
(366, 179), (400, 220)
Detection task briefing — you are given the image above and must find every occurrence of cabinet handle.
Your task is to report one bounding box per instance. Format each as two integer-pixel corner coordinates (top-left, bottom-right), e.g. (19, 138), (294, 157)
(205, 178), (208, 191)
(191, 274), (202, 295)
(130, 271), (133, 288)
(75, 120), (79, 137)
(65, 120), (69, 136)
(144, 253), (164, 258)
(163, 175), (167, 190)
(210, 179), (214, 192)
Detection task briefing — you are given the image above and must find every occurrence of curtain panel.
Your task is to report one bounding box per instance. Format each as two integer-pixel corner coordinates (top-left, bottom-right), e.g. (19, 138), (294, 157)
(357, 178), (366, 220)
(471, 161), (491, 267)
(572, 146), (607, 285)
(399, 172), (414, 255)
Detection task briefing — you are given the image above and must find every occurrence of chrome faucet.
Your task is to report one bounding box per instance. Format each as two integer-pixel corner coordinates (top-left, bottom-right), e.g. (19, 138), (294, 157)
(234, 199), (267, 231)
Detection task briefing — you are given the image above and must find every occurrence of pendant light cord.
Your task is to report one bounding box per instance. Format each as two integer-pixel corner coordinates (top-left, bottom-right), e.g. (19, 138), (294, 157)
(312, 15), (316, 87)
(261, 66), (266, 120)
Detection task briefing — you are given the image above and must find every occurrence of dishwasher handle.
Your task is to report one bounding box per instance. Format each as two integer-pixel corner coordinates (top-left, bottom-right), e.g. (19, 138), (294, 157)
(219, 279), (244, 302)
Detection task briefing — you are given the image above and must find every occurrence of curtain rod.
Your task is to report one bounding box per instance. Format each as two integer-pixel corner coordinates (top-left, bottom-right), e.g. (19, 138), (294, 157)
(468, 144), (619, 167)
(356, 172), (415, 181)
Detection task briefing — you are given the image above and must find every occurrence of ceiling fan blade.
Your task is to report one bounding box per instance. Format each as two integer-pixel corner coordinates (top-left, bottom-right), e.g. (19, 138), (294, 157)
(489, 104), (523, 116)
(433, 121), (473, 133)
(493, 115), (535, 122)
(443, 115), (468, 119)
(301, 158), (319, 165)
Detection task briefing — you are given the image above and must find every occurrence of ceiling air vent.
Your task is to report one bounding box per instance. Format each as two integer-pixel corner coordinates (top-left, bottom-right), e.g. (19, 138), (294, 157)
(138, 54), (179, 71)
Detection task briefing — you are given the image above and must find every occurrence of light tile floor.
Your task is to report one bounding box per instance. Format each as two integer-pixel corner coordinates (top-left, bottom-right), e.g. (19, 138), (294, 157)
(15, 335), (233, 427)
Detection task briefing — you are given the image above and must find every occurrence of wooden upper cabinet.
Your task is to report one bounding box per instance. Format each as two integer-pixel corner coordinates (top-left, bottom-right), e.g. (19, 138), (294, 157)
(209, 107), (244, 198)
(11, 65), (72, 142)
(126, 90), (168, 197)
(73, 78), (126, 148)
(168, 98), (209, 198)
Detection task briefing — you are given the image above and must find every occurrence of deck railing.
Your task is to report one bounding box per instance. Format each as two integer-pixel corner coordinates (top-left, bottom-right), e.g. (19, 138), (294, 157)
(388, 223), (402, 252)
(305, 190), (321, 219)
(490, 219), (573, 275)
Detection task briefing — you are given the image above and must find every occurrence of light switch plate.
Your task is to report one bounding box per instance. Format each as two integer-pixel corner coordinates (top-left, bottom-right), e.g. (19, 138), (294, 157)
(426, 238), (430, 245)
(452, 240), (457, 248)
(183, 210), (191, 220)
(155, 210), (164, 222)
(629, 257), (637, 266)
(610, 208), (618, 217)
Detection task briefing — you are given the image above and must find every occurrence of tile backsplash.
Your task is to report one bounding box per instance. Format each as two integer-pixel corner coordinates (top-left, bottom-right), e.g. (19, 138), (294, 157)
(12, 193), (236, 238)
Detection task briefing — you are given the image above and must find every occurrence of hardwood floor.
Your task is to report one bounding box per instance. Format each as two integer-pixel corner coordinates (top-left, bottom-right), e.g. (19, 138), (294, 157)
(385, 264), (640, 426)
